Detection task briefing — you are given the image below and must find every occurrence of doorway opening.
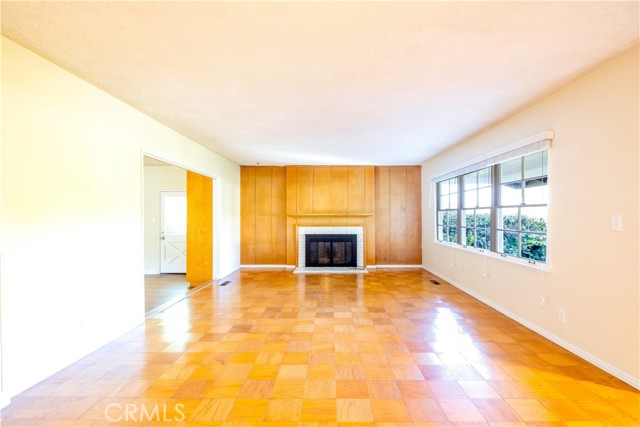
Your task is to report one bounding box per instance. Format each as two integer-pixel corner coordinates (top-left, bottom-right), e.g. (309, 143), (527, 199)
(143, 156), (214, 316)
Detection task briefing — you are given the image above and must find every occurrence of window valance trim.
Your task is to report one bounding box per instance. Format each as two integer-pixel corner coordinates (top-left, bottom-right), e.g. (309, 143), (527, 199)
(431, 130), (554, 183)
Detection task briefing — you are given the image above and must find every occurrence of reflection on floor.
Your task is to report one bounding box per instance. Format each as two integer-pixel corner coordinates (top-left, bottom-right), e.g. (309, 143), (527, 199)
(2, 269), (638, 425)
(144, 273), (190, 315)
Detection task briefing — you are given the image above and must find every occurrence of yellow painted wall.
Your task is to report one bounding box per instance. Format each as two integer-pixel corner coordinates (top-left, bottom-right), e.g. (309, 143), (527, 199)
(422, 47), (639, 387)
(0, 37), (240, 398)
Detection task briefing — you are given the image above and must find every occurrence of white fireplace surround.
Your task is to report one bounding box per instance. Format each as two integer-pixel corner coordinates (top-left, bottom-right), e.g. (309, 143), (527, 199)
(298, 226), (365, 269)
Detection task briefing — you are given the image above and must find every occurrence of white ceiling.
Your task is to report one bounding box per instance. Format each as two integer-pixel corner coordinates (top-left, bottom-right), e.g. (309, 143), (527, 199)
(2, 2), (638, 166)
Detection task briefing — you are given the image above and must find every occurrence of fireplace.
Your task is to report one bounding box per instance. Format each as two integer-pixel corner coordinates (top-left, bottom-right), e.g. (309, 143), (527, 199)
(305, 234), (357, 267)
(297, 226), (365, 271)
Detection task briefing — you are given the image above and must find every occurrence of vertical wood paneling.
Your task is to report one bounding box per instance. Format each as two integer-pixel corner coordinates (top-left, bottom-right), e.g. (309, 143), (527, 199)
(364, 166), (376, 214)
(255, 167), (273, 264)
(364, 166), (376, 265)
(286, 166), (297, 215)
(271, 167), (287, 264)
(348, 166), (366, 213)
(244, 164), (418, 267)
(286, 166), (298, 265)
(313, 166), (332, 213)
(297, 167), (314, 214)
(240, 167), (256, 264)
(375, 167), (391, 264)
(241, 166), (287, 265)
(406, 166), (422, 264)
(330, 166), (349, 213)
(389, 167), (408, 264)
(187, 170), (213, 282)
(375, 166), (422, 265)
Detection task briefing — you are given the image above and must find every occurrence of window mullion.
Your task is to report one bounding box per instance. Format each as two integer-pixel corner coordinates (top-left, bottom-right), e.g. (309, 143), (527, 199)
(490, 164), (499, 253)
(457, 176), (463, 245)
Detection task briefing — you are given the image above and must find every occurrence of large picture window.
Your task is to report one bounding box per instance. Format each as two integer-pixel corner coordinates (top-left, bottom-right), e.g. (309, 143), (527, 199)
(436, 150), (548, 263)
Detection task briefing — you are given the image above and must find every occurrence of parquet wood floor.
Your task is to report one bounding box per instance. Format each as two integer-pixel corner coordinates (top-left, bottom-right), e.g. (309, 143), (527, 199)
(144, 274), (190, 315)
(2, 269), (638, 426)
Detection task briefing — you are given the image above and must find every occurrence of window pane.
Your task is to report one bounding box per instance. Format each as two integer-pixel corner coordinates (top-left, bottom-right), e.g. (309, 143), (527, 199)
(476, 229), (491, 249)
(449, 193), (458, 209)
(463, 172), (478, 191)
(447, 227), (458, 243)
(521, 206), (547, 233)
(500, 182), (522, 205)
(524, 151), (546, 179)
(464, 190), (477, 208)
(449, 212), (458, 228)
(437, 225), (444, 240)
(500, 231), (518, 256)
(448, 178), (458, 194)
(497, 208), (519, 230)
(163, 194), (187, 235)
(441, 210), (450, 225)
(478, 187), (492, 207)
(478, 167), (491, 187)
(463, 210), (475, 228)
(501, 158), (522, 183)
(524, 178), (547, 205)
(521, 233), (546, 262)
(476, 209), (491, 228)
(439, 195), (449, 210)
(439, 180), (449, 195)
(464, 228), (474, 246)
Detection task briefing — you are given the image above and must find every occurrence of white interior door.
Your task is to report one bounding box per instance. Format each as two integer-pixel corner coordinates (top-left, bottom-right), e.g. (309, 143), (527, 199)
(160, 191), (187, 273)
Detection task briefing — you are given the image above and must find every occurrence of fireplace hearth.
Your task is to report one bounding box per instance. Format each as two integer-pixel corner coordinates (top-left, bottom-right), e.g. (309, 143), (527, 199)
(305, 234), (357, 268)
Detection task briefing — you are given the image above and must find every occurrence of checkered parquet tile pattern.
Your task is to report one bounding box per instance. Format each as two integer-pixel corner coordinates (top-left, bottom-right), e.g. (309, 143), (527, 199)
(1, 269), (638, 426)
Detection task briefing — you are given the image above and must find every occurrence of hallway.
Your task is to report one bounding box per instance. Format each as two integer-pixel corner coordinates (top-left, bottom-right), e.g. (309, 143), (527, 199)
(144, 273), (190, 315)
(1, 269), (638, 425)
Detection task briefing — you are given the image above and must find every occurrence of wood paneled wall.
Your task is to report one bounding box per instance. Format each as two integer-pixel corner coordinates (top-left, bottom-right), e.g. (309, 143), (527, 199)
(286, 166), (375, 215)
(285, 166), (376, 266)
(240, 166), (287, 264)
(186, 170), (213, 282)
(240, 165), (421, 266)
(375, 166), (422, 265)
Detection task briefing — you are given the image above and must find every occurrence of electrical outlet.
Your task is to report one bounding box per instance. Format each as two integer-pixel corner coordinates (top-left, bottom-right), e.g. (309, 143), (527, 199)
(611, 214), (622, 232)
(558, 309), (566, 323)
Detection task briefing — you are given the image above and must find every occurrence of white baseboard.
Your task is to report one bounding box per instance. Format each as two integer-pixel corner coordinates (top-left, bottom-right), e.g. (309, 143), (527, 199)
(0, 393), (10, 409)
(424, 266), (640, 390)
(371, 264), (424, 269)
(144, 269), (160, 275)
(240, 265), (290, 269)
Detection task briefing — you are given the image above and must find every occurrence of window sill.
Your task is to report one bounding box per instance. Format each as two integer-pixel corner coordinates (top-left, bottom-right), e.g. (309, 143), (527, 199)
(433, 240), (551, 273)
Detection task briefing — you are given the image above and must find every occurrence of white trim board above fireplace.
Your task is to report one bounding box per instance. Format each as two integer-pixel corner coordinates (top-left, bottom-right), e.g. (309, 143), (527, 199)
(295, 226), (367, 274)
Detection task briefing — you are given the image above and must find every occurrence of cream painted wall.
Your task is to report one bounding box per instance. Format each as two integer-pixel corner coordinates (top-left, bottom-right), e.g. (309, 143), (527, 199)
(0, 37), (240, 399)
(143, 165), (186, 274)
(422, 47), (639, 387)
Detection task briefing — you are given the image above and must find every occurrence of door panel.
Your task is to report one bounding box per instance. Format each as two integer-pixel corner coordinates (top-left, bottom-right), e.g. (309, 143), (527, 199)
(160, 191), (187, 273)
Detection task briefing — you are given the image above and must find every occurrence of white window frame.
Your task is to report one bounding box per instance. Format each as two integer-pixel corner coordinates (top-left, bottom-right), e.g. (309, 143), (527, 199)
(432, 131), (553, 272)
